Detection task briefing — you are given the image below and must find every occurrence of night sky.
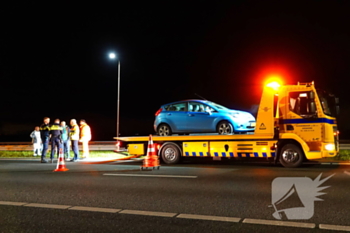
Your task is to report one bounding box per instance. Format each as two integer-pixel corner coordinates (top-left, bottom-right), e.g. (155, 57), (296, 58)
(1, 1), (350, 141)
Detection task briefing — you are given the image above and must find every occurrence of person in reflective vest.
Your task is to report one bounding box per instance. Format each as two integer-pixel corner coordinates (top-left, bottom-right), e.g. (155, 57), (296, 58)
(40, 117), (51, 163)
(69, 119), (80, 162)
(49, 118), (63, 163)
(79, 119), (91, 158)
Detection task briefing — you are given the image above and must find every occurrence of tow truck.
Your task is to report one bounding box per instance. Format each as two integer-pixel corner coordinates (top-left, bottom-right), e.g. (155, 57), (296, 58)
(116, 80), (339, 168)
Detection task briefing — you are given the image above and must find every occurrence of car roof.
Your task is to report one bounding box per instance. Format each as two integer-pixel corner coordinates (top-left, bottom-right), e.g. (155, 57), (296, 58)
(161, 99), (209, 106)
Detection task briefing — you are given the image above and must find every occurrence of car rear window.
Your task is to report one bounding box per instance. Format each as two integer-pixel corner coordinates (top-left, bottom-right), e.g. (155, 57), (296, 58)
(165, 103), (187, 111)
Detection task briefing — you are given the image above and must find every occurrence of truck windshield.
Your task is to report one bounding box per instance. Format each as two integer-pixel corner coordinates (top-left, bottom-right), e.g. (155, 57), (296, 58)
(317, 90), (338, 117)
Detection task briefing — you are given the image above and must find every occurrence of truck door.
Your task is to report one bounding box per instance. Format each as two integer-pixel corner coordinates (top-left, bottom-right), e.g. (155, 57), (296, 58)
(284, 91), (322, 151)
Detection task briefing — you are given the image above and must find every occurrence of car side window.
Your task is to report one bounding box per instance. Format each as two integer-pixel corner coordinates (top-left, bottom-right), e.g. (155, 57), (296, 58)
(166, 103), (187, 112)
(189, 102), (206, 112)
(205, 105), (215, 113)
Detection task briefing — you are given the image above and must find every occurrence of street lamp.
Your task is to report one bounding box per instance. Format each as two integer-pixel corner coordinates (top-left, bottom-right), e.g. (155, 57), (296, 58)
(108, 52), (121, 141)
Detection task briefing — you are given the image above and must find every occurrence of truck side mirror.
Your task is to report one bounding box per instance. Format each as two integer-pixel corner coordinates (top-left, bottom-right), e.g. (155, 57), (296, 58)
(308, 91), (315, 100)
(309, 102), (316, 115)
(335, 97), (339, 104)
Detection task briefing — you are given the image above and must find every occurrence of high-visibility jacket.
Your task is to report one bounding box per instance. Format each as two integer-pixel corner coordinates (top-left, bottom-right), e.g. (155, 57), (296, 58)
(80, 123), (91, 141)
(70, 124), (80, 141)
(50, 123), (62, 139)
(40, 123), (51, 141)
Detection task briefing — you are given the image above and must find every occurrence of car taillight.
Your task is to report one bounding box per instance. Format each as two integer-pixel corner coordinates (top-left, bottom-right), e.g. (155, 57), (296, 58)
(155, 108), (162, 116)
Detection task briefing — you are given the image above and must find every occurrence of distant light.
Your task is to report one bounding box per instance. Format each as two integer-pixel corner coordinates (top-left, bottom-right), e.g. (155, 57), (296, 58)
(109, 53), (116, 59)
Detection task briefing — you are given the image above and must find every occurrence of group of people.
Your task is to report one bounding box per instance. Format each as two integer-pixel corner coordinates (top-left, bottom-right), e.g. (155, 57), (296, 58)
(30, 117), (91, 163)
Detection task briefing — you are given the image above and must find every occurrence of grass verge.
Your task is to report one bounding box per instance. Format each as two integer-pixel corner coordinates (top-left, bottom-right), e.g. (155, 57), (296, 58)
(0, 150), (130, 158)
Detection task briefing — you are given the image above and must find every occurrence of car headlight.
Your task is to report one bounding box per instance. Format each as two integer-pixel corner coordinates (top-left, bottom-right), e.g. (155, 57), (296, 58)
(325, 143), (335, 151)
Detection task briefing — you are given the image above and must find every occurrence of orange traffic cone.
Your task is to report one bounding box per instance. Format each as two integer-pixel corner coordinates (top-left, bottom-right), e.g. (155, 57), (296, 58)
(141, 134), (160, 170)
(54, 148), (69, 172)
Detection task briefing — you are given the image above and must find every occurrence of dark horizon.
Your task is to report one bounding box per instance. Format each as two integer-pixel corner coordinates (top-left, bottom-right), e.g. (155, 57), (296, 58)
(1, 1), (350, 141)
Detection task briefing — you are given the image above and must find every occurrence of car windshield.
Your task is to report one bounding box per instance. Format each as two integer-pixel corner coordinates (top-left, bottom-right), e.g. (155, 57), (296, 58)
(205, 101), (229, 110)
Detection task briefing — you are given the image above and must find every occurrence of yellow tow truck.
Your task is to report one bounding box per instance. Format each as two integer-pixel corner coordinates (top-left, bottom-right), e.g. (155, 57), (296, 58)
(116, 81), (339, 167)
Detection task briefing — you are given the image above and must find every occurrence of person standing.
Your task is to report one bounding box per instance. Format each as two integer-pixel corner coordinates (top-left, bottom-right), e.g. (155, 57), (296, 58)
(69, 119), (80, 162)
(79, 119), (91, 159)
(49, 119), (63, 163)
(30, 126), (42, 156)
(40, 117), (51, 163)
(60, 121), (71, 161)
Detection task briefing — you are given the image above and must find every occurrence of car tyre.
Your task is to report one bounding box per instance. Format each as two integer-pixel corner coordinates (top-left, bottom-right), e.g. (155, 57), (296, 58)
(157, 124), (172, 136)
(217, 121), (233, 135)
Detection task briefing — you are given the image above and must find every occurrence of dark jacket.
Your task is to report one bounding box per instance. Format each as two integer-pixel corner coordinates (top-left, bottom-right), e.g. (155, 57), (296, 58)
(49, 123), (63, 139)
(40, 123), (51, 141)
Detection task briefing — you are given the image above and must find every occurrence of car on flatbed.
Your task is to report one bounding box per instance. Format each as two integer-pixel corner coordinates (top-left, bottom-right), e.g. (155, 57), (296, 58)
(154, 99), (256, 136)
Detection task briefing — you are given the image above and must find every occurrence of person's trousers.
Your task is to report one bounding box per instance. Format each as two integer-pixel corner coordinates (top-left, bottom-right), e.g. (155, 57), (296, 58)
(81, 140), (89, 158)
(71, 140), (79, 160)
(62, 140), (70, 159)
(50, 137), (62, 159)
(41, 138), (49, 160)
(33, 142), (42, 155)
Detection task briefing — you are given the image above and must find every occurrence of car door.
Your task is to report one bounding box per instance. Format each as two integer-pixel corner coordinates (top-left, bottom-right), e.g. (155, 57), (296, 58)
(185, 102), (216, 132)
(165, 102), (188, 131)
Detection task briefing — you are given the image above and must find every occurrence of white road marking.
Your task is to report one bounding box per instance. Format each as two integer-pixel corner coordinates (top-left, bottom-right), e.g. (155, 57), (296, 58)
(243, 218), (315, 228)
(0, 201), (28, 206)
(344, 171), (350, 176)
(319, 224), (350, 231)
(69, 206), (121, 213)
(1, 201), (350, 231)
(120, 209), (177, 217)
(103, 174), (197, 178)
(23, 203), (71, 209)
(177, 214), (240, 222)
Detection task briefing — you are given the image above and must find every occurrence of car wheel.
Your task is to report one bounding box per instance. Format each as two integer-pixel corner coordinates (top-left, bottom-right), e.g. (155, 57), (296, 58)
(217, 121), (233, 135)
(279, 144), (304, 168)
(157, 124), (172, 136)
(161, 143), (181, 164)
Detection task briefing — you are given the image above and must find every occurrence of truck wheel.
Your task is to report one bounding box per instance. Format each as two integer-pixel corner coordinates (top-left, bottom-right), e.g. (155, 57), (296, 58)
(161, 144), (181, 164)
(279, 144), (304, 168)
(157, 124), (172, 136)
(217, 121), (233, 135)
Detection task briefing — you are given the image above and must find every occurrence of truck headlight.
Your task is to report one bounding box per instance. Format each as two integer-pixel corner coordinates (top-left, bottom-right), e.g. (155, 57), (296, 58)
(325, 143), (335, 151)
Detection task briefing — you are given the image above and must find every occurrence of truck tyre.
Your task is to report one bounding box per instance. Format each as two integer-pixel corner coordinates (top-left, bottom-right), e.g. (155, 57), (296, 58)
(161, 144), (181, 164)
(279, 144), (304, 168)
(157, 124), (172, 136)
(217, 121), (233, 135)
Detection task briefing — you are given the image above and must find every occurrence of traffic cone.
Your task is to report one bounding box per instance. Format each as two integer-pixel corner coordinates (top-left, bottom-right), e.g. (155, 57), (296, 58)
(141, 134), (160, 170)
(54, 148), (69, 172)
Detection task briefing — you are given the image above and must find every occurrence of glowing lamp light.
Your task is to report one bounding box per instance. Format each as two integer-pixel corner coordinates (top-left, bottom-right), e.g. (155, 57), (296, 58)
(325, 143), (335, 151)
(266, 81), (281, 91)
(109, 53), (116, 59)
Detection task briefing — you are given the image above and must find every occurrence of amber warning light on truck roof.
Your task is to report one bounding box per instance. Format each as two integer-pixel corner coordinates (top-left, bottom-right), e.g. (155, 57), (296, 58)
(264, 75), (283, 91)
(266, 81), (281, 91)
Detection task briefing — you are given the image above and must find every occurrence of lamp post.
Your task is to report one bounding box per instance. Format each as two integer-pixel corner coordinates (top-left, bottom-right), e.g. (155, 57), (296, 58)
(109, 53), (120, 141)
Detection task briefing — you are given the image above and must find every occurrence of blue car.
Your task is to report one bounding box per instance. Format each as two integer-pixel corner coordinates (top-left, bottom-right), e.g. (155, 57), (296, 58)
(154, 99), (256, 136)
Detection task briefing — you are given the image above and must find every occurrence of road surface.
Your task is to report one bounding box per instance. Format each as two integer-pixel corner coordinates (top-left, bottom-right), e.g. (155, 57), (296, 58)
(0, 158), (350, 232)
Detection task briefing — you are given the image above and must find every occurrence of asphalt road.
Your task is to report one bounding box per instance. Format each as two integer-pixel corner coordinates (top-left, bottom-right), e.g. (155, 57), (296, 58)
(1, 158), (350, 232)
